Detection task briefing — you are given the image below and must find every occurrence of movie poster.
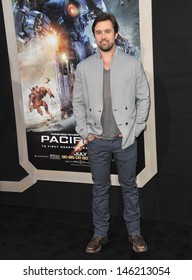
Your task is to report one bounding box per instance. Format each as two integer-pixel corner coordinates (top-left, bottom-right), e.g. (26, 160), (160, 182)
(12, 0), (141, 173)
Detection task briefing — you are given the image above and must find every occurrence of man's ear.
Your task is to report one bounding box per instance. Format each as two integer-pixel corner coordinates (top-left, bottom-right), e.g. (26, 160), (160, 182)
(115, 33), (118, 39)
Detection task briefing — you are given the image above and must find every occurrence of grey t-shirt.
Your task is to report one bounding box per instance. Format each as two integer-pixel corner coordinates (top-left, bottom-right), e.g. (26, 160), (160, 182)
(100, 69), (121, 139)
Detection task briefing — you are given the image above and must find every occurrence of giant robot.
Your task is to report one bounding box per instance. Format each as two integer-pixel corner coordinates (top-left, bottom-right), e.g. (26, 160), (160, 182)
(13, 0), (136, 119)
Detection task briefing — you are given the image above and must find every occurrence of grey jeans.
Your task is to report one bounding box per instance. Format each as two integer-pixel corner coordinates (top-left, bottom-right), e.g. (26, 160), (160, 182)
(87, 137), (141, 237)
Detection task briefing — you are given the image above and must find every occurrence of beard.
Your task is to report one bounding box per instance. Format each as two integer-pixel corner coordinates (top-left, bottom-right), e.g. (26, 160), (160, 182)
(98, 40), (116, 52)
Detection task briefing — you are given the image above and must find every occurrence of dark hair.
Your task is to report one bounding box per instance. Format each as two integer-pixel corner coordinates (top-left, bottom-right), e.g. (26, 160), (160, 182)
(92, 13), (119, 35)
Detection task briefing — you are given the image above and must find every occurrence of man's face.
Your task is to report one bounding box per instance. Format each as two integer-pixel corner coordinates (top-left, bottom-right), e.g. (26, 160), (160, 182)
(94, 20), (118, 52)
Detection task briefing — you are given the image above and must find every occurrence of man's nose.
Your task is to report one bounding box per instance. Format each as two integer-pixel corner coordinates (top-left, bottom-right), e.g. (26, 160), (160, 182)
(101, 32), (107, 39)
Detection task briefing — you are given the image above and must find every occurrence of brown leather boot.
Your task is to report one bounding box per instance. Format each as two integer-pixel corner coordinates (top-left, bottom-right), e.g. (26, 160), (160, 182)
(129, 235), (148, 253)
(85, 236), (108, 254)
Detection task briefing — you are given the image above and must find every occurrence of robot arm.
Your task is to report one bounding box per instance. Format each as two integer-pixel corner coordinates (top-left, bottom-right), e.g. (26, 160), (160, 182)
(46, 88), (55, 98)
(86, 0), (107, 21)
(13, 1), (51, 43)
(116, 33), (136, 56)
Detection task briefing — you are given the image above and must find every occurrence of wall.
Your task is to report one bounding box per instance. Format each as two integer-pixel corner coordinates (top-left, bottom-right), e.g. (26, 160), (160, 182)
(1, 0), (192, 224)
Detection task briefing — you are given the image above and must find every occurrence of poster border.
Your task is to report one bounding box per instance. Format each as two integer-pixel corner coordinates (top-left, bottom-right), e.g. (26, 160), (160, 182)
(0, 0), (157, 192)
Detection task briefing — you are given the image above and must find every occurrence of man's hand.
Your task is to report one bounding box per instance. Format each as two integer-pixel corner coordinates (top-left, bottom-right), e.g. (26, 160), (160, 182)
(87, 134), (101, 142)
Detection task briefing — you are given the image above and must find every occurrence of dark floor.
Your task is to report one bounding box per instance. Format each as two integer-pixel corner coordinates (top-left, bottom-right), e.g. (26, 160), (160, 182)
(0, 204), (192, 260)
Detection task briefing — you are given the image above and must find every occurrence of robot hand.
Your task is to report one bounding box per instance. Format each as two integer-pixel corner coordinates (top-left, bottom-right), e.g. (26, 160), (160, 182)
(14, 5), (51, 42)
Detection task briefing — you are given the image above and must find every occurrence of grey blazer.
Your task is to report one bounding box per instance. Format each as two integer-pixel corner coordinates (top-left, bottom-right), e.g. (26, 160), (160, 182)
(72, 47), (150, 149)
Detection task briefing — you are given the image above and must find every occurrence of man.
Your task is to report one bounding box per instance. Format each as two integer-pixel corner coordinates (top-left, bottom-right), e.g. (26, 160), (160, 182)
(73, 13), (150, 254)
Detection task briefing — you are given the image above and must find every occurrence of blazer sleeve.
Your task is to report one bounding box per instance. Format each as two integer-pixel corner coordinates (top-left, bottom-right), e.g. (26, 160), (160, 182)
(72, 64), (88, 139)
(135, 61), (150, 137)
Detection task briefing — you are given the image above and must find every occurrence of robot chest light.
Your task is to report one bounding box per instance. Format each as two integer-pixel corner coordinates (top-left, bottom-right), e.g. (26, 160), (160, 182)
(67, 2), (80, 17)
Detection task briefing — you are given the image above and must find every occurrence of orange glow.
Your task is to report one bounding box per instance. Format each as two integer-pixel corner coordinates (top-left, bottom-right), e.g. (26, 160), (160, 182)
(67, 3), (79, 17)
